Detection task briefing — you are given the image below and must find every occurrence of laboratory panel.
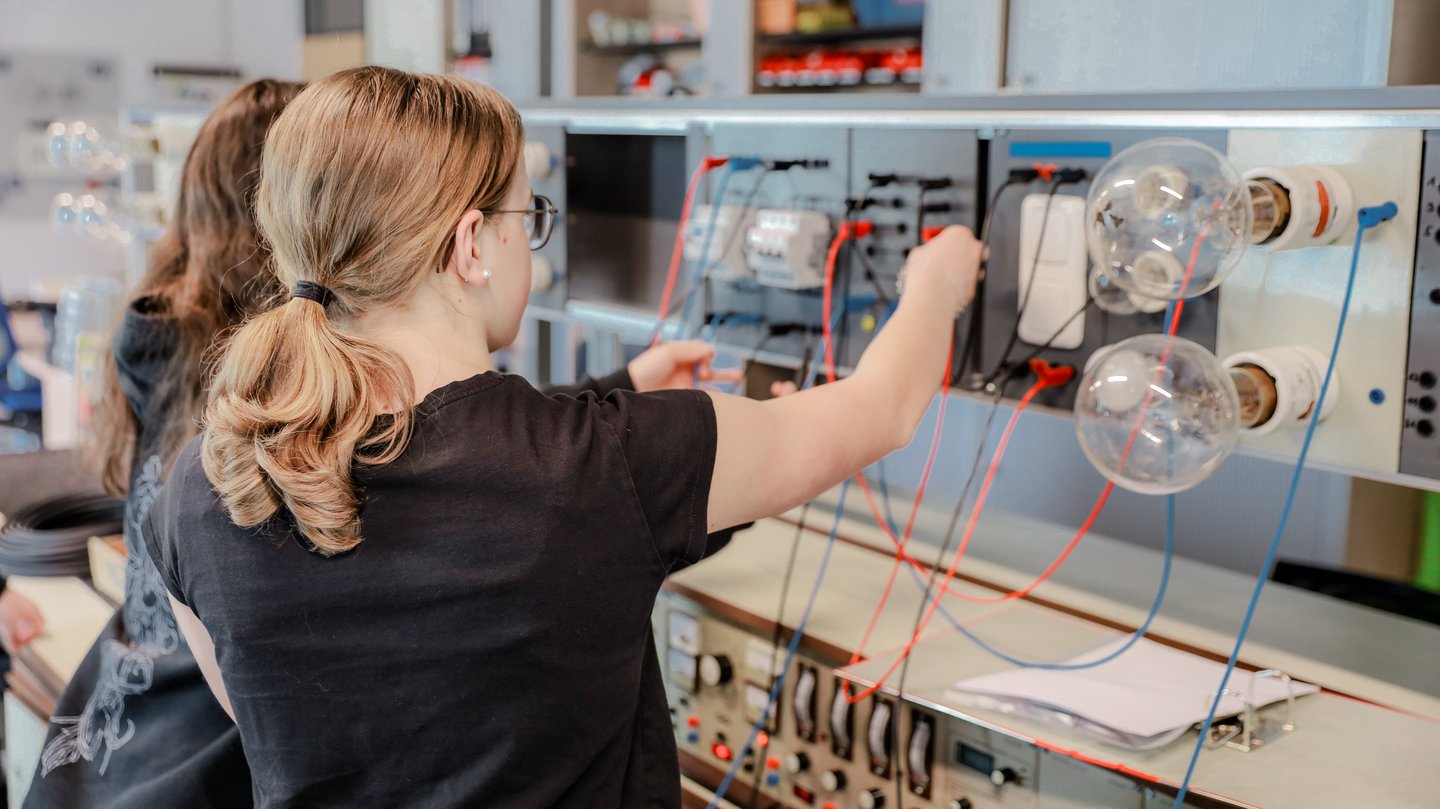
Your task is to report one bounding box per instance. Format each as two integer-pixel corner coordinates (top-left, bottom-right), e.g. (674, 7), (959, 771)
(660, 514), (1440, 809)
(840, 128), (979, 372)
(979, 130), (1226, 410)
(703, 124), (854, 370)
(1218, 128), (1423, 477)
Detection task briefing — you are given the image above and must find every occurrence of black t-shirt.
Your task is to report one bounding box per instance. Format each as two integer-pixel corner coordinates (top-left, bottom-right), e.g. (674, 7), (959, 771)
(143, 372), (717, 808)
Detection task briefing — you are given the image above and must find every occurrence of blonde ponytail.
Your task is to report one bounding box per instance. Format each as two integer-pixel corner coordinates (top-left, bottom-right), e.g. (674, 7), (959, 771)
(203, 297), (412, 554)
(201, 67), (524, 554)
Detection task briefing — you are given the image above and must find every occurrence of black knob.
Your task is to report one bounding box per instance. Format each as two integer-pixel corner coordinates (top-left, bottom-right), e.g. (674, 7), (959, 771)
(857, 788), (886, 809)
(783, 752), (810, 774)
(819, 769), (847, 792)
(699, 654), (733, 686)
(990, 766), (1019, 787)
(949, 800), (974, 809)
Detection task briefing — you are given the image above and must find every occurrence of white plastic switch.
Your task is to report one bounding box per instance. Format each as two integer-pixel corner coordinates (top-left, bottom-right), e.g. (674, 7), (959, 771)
(745, 209), (832, 290)
(686, 204), (757, 282)
(1017, 193), (1087, 349)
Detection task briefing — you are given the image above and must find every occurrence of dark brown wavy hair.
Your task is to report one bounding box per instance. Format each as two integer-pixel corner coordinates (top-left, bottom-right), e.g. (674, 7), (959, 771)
(91, 78), (305, 496)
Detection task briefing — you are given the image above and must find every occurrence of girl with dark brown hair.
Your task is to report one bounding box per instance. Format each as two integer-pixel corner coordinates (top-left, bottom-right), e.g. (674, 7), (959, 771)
(23, 78), (305, 809)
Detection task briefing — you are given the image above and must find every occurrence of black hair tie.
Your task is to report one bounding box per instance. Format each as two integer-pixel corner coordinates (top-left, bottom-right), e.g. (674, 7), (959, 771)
(291, 280), (335, 308)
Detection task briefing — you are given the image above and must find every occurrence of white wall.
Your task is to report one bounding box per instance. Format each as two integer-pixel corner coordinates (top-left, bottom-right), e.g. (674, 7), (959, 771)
(0, 0), (303, 106)
(0, 0), (303, 298)
(1002, 0), (1394, 93)
(364, 0), (446, 73)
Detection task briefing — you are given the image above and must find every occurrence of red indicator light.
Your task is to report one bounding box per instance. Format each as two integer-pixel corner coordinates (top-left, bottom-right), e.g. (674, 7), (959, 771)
(756, 731), (770, 748)
(712, 743), (733, 761)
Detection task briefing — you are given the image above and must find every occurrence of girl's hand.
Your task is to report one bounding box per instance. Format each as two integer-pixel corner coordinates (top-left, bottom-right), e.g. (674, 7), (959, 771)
(629, 341), (743, 392)
(0, 589), (43, 654)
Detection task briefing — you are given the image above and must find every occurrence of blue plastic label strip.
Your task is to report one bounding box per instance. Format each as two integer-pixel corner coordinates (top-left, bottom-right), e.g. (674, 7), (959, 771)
(1008, 141), (1113, 159)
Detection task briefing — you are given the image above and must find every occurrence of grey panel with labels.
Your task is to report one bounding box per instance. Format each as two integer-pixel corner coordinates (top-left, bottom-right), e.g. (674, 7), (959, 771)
(1400, 131), (1440, 478)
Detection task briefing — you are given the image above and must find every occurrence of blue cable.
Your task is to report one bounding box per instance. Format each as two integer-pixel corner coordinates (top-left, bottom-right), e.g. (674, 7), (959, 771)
(930, 495), (1174, 670)
(1170, 202), (1397, 808)
(678, 158), (764, 339)
(706, 481), (851, 809)
(678, 165), (734, 338)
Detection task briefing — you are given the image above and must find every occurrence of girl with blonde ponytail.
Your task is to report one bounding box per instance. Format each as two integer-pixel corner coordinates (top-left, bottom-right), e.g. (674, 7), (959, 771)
(144, 66), (981, 808)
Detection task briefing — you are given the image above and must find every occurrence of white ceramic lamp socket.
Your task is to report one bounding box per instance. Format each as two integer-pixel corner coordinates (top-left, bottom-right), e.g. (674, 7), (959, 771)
(1243, 165), (1353, 250)
(1223, 346), (1338, 436)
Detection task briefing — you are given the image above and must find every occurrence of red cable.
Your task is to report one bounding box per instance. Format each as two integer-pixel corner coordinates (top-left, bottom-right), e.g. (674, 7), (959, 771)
(820, 223), (957, 666)
(843, 227), (1212, 697)
(846, 377), (1049, 703)
(652, 156), (730, 346)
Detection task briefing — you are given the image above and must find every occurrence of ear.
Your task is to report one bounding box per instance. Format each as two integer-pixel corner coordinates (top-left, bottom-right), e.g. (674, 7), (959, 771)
(447, 210), (488, 286)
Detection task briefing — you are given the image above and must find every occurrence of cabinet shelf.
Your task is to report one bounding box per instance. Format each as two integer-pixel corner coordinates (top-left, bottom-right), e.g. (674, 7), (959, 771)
(756, 24), (922, 49)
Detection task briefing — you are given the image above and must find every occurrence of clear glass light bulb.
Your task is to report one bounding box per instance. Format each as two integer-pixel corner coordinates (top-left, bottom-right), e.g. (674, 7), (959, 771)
(1086, 138), (1253, 301)
(1088, 265), (1140, 316)
(1074, 334), (1240, 495)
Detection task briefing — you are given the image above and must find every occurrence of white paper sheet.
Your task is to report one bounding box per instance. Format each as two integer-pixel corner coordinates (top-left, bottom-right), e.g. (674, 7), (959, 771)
(947, 637), (1317, 741)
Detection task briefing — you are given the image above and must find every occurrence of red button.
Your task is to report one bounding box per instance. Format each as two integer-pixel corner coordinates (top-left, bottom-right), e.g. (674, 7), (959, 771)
(766, 757), (781, 770)
(687, 715), (701, 727)
(712, 743), (733, 761)
(822, 803), (838, 809)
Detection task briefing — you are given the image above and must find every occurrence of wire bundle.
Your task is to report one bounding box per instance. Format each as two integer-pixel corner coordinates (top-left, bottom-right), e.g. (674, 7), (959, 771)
(0, 493), (124, 578)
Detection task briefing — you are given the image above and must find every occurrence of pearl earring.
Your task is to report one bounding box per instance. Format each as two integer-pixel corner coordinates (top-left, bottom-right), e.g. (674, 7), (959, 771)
(481, 268), (492, 282)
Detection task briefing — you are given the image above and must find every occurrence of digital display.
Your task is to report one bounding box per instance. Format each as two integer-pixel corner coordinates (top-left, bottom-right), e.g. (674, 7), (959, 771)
(956, 743), (994, 775)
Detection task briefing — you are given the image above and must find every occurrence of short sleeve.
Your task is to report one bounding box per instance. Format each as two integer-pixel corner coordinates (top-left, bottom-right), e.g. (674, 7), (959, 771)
(140, 507), (188, 608)
(138, 442), (199, 609)
(544, 368), (634, 400)
(600, 389), (717, 571)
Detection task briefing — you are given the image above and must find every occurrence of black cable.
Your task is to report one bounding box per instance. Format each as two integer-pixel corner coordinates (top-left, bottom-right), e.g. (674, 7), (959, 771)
(986, 180), (1064, 384)
(891, 383), (1009, 807)
(1005, 297), (1097, 374)
(952, 177), (1017, 387)
(748, 500), (810, 809)
(0, 493), (125, 578)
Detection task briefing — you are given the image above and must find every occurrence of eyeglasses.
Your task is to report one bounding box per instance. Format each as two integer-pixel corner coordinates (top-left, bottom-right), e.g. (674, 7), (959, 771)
(491, 194), (557, 251)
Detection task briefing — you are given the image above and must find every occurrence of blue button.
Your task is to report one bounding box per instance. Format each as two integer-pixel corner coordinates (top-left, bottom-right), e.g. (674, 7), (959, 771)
(686, 731), (700, 744)
(765, 773), (781, 787)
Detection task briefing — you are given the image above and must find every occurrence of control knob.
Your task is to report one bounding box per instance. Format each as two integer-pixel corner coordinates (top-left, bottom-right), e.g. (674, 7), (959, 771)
(948, 800), (974, 809)
(783, 752), (810, 774)
(819, 769), (847, 792)
(857, 788), (886, 809)
(991, 766), (1019, 787)
(698, 654), (733, 686)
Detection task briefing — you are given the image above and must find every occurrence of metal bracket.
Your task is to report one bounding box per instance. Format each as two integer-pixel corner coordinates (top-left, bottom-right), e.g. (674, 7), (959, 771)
(1205, 669), (1298, 752)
